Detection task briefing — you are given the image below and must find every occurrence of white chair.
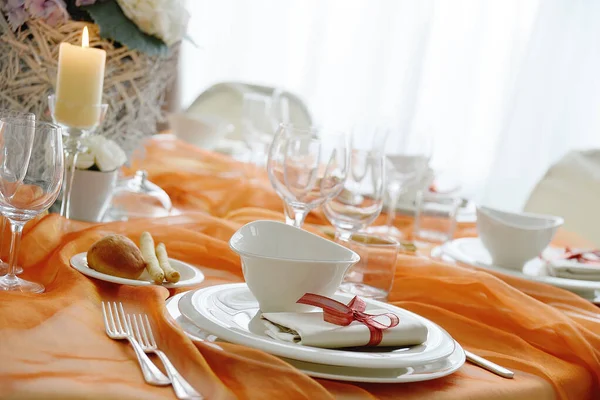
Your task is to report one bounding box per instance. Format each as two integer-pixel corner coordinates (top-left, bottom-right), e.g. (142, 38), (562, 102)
(173, 82), (312, 154)
(524, 149), (600, 246)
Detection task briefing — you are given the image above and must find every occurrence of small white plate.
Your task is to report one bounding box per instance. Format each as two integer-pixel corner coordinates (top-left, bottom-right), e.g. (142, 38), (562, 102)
(434, 238), (600, 301)
(70, 252), (205, 288)
(177, 283), (457, 370)
(166, 292), (465, 383)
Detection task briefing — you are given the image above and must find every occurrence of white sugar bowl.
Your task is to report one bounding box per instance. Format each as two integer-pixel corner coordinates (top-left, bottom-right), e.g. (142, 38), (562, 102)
(476, 206), (563, 270)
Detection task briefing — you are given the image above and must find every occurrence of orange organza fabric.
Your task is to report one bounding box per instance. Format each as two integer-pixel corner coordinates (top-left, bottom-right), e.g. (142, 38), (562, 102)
(0, 135), (598, 400)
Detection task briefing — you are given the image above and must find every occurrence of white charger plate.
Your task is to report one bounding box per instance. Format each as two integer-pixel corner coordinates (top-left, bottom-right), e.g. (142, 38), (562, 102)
(166, 292), (465, 383)
(70, 252), (205, 288)
(434, 238), (600, 301)
(177, 283), (457, 370)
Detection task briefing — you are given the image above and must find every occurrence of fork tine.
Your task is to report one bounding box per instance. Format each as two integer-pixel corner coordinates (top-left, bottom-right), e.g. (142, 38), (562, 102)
(106, 301), (118, 334)
(131, 313), (145, 345)
(116, 302), (128, 335)
(127, 314), (137, 342)
(137, 314), (151, 347)
(143, 314), (157, 347)
(101, 302), (112, 333)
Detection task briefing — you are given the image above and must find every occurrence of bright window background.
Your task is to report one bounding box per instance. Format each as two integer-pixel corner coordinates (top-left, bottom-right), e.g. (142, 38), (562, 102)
(181, 0), (600, 211)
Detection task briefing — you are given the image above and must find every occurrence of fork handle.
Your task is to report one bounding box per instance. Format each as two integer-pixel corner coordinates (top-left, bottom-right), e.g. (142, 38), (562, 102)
(154, 349), (204, 399)
(126, 337), (171, 386)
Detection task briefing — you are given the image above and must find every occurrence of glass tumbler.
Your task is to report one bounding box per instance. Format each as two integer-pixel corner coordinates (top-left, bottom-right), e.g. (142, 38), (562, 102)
(339, 233), (400, 301)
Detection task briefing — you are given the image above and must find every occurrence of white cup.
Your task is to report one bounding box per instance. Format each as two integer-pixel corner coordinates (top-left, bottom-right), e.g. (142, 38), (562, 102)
(229, 220), (360, 312)
(476, 206), (563, 270)
(69, 169), (118, 222)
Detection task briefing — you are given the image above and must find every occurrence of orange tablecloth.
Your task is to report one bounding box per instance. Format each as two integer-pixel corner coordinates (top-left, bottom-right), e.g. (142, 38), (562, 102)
(1, 135), (599, 400)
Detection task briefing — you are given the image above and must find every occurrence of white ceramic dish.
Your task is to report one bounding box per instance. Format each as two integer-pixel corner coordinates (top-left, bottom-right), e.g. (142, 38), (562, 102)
(166, 292), (465, 383)
(229, 220), (360, 313)
(433, 238), (600, 302)
(476, 206), (563, 270)
(70, 252), (205, 288)
(169, 112), (234, 150)
(177, 283), (457, 369)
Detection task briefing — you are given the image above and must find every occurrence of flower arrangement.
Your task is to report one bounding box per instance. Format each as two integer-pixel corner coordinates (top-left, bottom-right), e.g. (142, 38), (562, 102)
(77, 135), (127, 172)
(1, 0), (189, 56)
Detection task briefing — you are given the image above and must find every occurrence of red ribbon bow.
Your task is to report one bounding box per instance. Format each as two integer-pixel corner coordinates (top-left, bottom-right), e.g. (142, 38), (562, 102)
(296, 293), (399, 346)
(547, 247), (600, 264)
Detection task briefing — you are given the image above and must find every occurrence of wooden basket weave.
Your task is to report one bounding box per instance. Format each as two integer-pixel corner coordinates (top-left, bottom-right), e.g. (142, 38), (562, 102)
(0, 15), (178, 157)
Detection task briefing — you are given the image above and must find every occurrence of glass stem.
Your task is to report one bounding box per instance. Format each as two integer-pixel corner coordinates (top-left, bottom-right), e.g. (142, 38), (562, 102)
(5, 220), (25, 282)
(283, 202), (309, 228)
(334, 229), (353, 242)
(60, 137), (82, 219)
(0, 217), (5, 261)
(386, 189), (401, 231)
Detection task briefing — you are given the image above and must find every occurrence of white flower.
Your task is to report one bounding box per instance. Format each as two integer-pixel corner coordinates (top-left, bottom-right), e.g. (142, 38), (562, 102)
(77, 136), (127, 172)
(116, 0), (190, 46)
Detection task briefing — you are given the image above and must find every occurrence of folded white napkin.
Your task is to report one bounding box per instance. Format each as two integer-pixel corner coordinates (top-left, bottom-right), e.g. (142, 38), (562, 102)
(261, 309), (428, 349)
(547, 258), (600, 281)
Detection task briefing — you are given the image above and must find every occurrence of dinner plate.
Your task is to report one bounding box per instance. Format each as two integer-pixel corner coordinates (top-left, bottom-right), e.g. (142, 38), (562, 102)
(70, 252), (205, 288)
(434, 238), (600, 301)
(177, 283), (457, 369)
(166, 292), (465, 383)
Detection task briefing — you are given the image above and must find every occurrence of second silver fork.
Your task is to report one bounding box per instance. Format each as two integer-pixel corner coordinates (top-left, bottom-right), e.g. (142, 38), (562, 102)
(128, 313), (204, 400)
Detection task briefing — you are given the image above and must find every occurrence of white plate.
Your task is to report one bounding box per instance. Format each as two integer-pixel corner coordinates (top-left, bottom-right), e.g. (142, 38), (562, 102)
(166, 292), (465, 383)
(70, 252), (205, 288)
(434, 238), (600, 301)
(177, 283), (457, 369)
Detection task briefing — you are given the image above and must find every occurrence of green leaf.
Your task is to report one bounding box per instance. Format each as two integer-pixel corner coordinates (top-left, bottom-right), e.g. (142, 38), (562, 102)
(83, 0), (168, 57)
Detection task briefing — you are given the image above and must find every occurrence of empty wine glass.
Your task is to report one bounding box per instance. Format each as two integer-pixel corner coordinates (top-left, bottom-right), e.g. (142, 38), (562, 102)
(0, 119), (64, 293)
(267, 124), (349, 228)
(0, 109), (35, 275)
(368, 128), (433, 238)
(241, 93), (277, 167)
(323, 146), (386, 241)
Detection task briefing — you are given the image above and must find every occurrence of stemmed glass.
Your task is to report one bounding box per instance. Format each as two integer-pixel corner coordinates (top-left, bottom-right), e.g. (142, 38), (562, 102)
(267, 124), (350, 228)
(323, 147), (386, 241)
(241, 93), (276, 167)
(48, 95), (108, 219)
(0, 119), (64, 293)
(0, 110), (35, 275)
(368, 129), (433, 238)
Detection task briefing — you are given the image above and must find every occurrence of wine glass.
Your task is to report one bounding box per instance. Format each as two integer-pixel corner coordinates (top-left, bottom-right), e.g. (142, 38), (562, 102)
(0, 119), (64, 293)
(241, 93), (277, 167)
(0, 109), (35, 275)
(368, 128), (433, 238)
(323, 147), (386, 241)
(267, 124), (349, 228)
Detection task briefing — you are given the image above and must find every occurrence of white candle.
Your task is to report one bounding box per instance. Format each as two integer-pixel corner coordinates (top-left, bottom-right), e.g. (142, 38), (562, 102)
(55, 27), (106, 129)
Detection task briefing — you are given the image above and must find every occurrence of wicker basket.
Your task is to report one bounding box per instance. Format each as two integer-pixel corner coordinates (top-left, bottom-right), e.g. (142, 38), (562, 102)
(0, 15), (178, 157)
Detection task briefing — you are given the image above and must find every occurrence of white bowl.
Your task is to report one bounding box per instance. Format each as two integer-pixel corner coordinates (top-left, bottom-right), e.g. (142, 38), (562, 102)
(229, 220), (360, 312)
(168, 112), (233, 150)
(476, 206), (563, 270)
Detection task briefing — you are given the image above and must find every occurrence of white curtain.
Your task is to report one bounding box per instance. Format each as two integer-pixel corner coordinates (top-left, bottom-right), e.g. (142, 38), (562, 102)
(180, 0), (600, 211)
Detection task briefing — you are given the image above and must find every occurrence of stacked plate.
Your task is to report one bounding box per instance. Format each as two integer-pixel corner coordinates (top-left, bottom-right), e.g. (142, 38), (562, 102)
(433, 237), (600, 303)
(167, 283), (465, 383)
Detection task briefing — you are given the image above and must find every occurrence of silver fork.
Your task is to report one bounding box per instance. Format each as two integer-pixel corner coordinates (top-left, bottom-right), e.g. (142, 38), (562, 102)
(128, 313), (204, 400)
(101, 302), (171, 386)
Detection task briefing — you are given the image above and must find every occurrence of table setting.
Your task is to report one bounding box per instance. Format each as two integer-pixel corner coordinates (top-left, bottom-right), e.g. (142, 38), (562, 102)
(1, 2), (600, 400)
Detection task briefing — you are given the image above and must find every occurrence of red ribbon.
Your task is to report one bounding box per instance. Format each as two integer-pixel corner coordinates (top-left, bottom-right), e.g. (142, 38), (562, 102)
(546, 247), (600, 265)
(296, 293), (399, 346)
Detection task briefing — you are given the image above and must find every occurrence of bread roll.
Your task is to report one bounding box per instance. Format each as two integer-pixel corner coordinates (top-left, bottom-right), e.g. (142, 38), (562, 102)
(87, 235), (146, 280)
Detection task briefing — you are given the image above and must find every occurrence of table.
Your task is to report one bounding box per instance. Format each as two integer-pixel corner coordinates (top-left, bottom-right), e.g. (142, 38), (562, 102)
(0, 135), (598, 400)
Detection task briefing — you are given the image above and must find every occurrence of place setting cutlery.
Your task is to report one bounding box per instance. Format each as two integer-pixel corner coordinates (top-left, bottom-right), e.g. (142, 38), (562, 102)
(101, 301), (203, 399)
